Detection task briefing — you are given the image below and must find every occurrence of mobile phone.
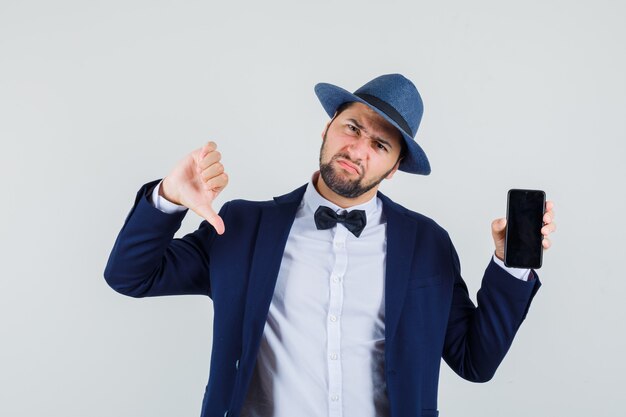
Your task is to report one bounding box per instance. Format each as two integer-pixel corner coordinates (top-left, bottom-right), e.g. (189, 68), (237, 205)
(504, 189), (546, 269)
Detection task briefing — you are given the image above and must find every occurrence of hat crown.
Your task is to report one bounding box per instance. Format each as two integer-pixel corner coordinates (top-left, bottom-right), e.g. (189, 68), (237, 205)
(354, 73), (423, 138)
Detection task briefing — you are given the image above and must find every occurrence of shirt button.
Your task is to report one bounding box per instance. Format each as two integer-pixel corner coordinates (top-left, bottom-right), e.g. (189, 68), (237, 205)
(332, 275), (342, 283)
(334, 241), (344, 249)
(331, 395), (339, 402)
(329, 315), (337, 322)
(330, 353), (338, 360)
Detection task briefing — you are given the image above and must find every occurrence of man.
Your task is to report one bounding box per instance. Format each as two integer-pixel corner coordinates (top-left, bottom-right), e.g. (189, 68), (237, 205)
(104, 74), (556, 417)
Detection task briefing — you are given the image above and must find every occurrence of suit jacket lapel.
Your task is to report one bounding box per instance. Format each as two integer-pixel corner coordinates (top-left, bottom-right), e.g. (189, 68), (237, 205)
(379, 192), (418, 343)
(241, 184), (307, 358)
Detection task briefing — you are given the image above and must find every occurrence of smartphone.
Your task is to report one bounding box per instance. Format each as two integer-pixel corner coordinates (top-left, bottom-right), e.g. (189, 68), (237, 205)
(504, 189), (546, 269)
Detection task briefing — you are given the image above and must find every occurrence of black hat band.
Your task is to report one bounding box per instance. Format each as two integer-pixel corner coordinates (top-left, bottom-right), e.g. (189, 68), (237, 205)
(355, 93), (413, 137)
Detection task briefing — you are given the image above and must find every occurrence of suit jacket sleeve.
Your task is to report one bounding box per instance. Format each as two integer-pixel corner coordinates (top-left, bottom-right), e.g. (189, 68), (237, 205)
(104, 179), (227, 298)
(441, 237), (541, 382)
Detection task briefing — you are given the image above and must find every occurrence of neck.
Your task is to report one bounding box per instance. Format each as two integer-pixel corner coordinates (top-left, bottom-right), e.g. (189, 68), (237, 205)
(314, 172), (378, 208)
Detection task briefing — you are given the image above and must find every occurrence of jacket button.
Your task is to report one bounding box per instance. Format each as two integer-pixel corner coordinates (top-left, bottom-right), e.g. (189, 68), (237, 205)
(235, 359), (240, 370)
(223, 411), (229, 417)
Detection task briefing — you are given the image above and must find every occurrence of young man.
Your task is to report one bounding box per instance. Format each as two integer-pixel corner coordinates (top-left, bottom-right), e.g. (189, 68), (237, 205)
(105, 74), (555, 417)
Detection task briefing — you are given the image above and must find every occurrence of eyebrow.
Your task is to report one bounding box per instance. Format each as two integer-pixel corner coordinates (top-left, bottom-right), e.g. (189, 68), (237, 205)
(347, 118), (394, 149)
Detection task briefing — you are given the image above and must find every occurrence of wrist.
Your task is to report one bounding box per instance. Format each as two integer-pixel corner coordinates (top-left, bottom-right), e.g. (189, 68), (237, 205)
(159, 177), (181, 205)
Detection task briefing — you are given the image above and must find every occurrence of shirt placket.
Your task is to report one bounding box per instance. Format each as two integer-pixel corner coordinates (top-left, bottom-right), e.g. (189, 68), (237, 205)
(327, 218), (349, 417)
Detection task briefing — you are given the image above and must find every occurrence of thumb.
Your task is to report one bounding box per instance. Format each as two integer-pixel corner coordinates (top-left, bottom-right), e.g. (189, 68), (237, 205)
(491, 218), (507, 261)
(196, 205), (226, 235)
(492, 218), (507, 234)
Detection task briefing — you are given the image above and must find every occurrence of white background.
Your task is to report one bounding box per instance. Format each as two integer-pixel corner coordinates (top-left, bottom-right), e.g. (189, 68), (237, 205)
(1, 0), (625, 416)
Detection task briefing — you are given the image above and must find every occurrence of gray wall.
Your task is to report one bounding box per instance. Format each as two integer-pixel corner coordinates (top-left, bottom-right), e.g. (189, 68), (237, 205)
(1, 0), (624, 416)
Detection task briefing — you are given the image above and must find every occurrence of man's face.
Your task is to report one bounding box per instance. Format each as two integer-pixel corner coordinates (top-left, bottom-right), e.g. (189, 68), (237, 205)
(319, 102), (404, 199)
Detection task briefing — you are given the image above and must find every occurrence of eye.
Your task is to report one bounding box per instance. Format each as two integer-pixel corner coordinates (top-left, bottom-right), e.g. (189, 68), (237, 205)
(347, 123), (359, 133)
(375, 141), (388, 152)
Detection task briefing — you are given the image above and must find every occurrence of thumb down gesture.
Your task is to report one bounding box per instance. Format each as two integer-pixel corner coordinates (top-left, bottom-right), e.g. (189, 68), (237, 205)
(160, 141), (229, 234)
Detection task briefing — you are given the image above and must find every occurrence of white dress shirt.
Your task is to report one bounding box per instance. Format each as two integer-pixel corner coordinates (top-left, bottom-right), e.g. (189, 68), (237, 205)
(150, 174), (530, 417)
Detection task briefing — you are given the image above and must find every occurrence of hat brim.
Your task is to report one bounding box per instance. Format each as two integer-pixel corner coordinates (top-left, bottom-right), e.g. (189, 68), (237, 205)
(315, 82), (431, 175)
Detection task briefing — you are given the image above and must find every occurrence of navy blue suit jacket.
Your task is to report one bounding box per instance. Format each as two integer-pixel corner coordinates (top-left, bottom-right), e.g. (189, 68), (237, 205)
(104, 179), (541, 417)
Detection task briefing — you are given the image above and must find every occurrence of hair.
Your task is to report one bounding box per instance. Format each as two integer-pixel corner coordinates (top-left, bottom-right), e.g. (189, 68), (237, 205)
(333, 101), (408, 163)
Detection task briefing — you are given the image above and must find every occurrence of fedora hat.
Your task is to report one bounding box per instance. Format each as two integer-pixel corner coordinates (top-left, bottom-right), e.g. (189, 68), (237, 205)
(314, 73), (430, 175)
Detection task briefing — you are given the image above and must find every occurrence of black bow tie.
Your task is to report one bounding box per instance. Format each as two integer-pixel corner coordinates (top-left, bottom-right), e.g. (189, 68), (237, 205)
(314, 206), (367, 238)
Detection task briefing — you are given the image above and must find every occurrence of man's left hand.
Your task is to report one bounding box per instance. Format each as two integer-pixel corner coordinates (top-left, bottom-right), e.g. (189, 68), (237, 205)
(491, 201), (556, 262)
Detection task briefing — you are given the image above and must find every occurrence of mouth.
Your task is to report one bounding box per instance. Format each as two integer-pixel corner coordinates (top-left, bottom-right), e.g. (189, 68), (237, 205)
(336, 158), (361, 175)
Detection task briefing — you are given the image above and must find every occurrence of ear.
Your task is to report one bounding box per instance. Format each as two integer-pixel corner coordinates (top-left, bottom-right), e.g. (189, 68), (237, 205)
(321, 117), (334, 140)
(385, 159), (402, 180)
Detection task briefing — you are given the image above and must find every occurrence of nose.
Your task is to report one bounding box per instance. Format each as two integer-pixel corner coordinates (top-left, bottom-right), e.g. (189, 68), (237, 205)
(346, 135), (369, 160)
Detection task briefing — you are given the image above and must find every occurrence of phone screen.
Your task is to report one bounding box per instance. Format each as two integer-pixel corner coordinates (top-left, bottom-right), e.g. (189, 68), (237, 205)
(505, 189), (545, 269)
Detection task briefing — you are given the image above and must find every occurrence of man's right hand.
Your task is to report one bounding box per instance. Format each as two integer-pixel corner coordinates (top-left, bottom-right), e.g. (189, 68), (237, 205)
(160, 141), (229, 234)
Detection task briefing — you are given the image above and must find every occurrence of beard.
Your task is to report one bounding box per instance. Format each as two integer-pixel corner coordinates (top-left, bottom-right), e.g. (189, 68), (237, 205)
(318, 138), (394, 199)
